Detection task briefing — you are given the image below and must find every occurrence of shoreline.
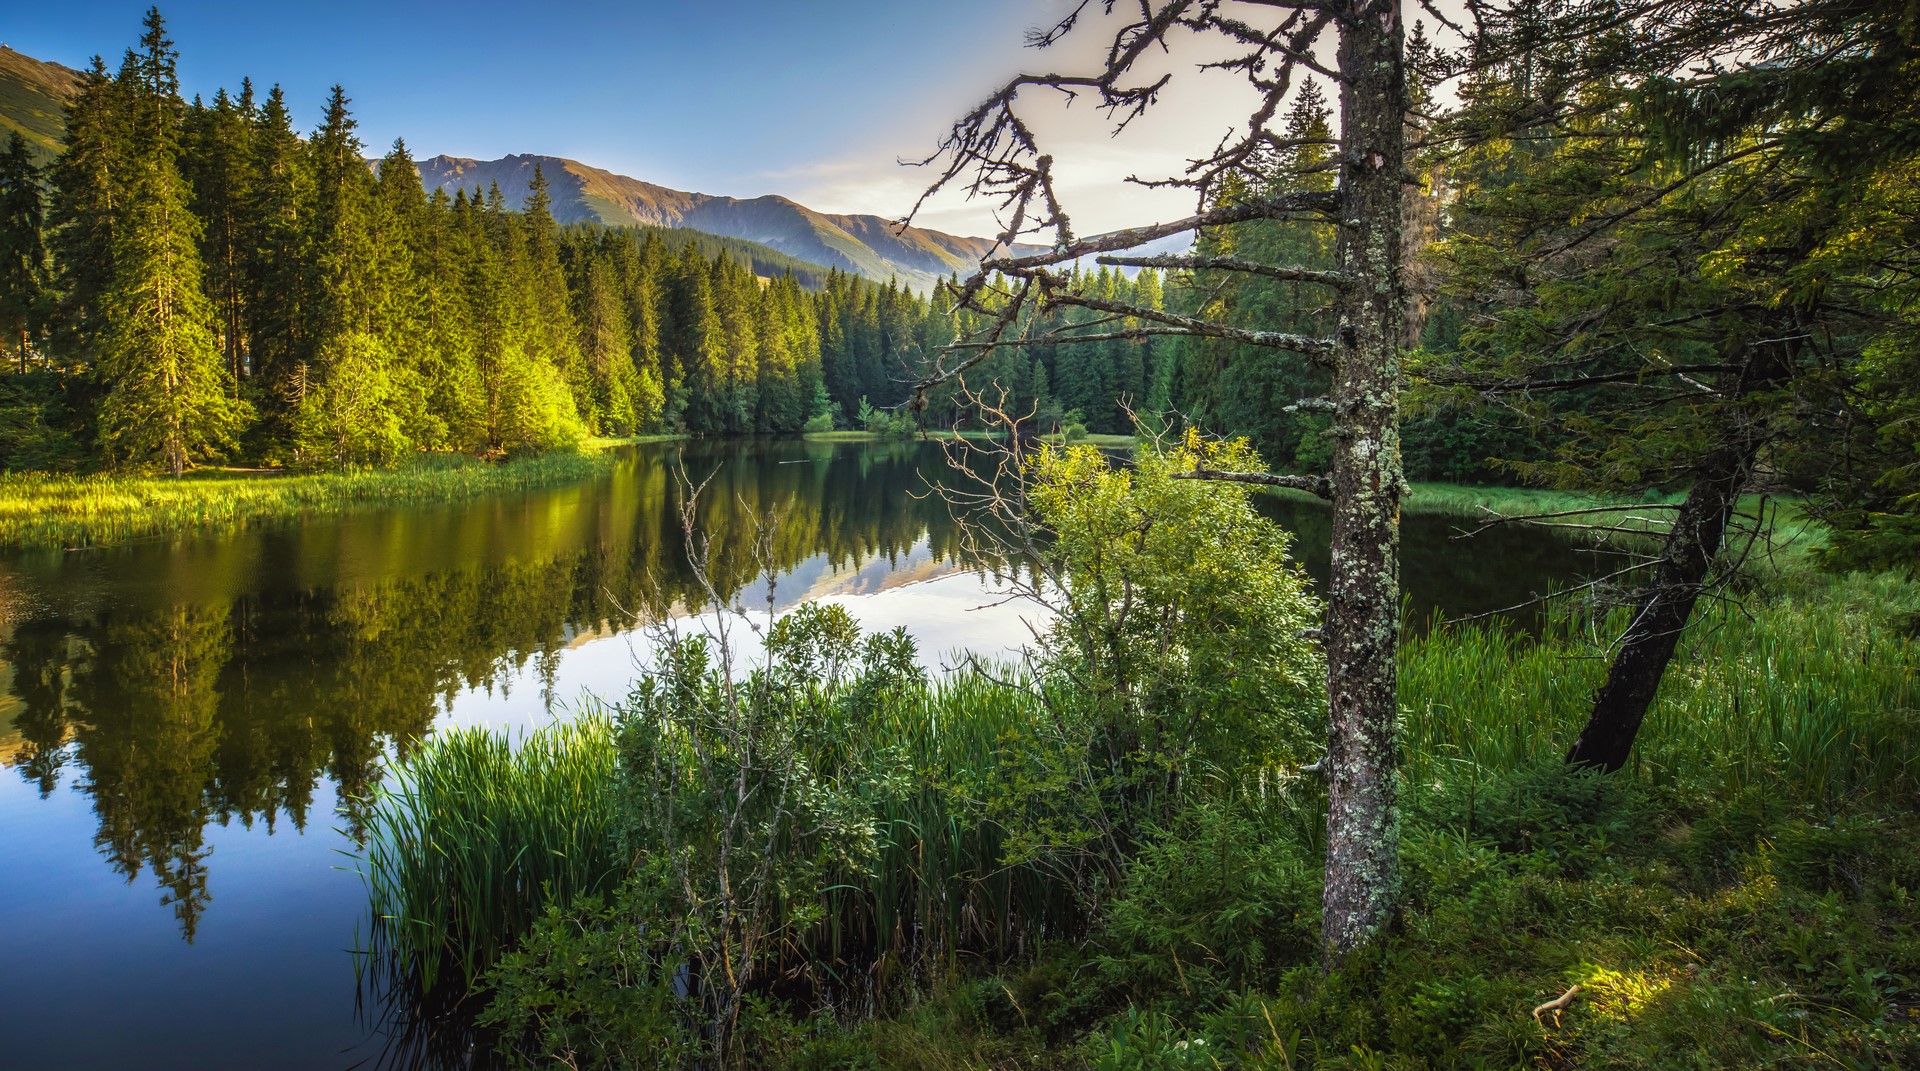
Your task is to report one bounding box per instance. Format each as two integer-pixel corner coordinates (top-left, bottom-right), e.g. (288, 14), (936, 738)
(0, 431), (1765, 554)
(0, 435), (683, 552)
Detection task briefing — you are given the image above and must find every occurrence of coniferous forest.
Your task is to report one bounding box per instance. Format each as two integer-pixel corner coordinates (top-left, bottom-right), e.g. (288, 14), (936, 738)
(0, 13), (1190, 478)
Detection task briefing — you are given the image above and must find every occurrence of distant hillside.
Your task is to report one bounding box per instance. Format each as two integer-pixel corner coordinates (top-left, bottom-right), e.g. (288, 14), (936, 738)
(418, 154), (1032, 292)
(598, 221), (845, 289)
(0, 46), (82, 161)
(0, 42), (1029, 290)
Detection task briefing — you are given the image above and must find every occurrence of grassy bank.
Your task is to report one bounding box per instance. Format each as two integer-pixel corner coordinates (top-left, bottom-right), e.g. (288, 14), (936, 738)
(0, 436), (675, 550)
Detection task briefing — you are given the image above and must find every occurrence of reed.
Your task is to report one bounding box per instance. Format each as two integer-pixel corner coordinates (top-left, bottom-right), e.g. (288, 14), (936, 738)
(0, 440), (653, 551)
(358, 712), (623, 992)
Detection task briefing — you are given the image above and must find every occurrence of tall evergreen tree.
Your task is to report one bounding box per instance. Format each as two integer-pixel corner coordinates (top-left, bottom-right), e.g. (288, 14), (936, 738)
(243, 82), (313, 440)
(94, 8), (250, 473)
(0, 133), (49, 368)
(181, 82), (255, 383)
(47, 56), (130, 376)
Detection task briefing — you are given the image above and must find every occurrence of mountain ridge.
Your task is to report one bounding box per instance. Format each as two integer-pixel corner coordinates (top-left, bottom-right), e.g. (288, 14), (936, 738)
(415, 153), (1030, 291)
(0, 43), (1029, 290)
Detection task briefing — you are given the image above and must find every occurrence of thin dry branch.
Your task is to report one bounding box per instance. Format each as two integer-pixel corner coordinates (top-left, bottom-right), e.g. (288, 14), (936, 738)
(1095, 252), (1348, 288)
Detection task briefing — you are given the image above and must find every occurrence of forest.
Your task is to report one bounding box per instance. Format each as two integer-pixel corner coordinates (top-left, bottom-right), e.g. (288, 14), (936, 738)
(0, 13), (1188, 477)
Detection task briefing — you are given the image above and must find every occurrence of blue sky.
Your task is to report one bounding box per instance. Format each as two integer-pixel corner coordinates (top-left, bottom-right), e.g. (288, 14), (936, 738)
(5, 1), (1053, 219)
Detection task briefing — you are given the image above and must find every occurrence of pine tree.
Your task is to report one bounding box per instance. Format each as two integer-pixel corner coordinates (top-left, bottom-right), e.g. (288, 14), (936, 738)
(47, 56), (130, 373)
(0, 133), (48, 368)
(94, 8), (250, 473)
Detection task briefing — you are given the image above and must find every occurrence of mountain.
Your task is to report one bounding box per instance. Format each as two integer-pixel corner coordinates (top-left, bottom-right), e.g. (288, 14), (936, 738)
(0, 45), (83, 161)
(0, 42), (1028, 290)
(417, 154), (1030, 292)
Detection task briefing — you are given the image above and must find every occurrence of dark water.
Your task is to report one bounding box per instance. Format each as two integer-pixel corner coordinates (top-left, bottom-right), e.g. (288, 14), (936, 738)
(0, 440), (1611, 1069)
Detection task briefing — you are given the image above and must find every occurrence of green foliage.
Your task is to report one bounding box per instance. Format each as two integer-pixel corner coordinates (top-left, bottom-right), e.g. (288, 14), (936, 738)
(857, 394), (917, 440)
(0, 371), (81, 470)
(292, 333), (413, 467)
(801, 410), (836, 434)
(476, 875), (690, 1069)
(1027, 436), (1324, 780)
(1091, 801), (1321, 1012)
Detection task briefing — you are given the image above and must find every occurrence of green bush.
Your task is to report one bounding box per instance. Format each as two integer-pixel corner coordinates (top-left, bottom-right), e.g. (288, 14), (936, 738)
(1091, 801), (1321, 1012)
(1027, 436), (1325, 780)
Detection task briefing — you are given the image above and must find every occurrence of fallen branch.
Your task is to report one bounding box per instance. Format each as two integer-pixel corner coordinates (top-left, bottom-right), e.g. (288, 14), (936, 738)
(1532, 984), (1584, 1027)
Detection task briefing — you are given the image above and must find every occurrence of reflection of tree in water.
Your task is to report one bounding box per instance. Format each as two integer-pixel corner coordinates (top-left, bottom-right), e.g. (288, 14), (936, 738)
(0, 443), (981, 938)
(6, 625), (81, 796)
(0, 443), (1613, 939)
(67, 606), (228, 941)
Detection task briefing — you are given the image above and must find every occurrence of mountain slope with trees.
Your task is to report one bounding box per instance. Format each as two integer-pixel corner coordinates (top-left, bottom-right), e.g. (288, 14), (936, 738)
(414, 153), (1032, 291)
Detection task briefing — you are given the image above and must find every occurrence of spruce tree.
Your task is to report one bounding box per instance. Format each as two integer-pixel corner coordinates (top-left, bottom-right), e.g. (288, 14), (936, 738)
(94, 8), (250, 473)
(181, 82), (255, 383)
(47, 56), (130, 374)
(244, 83), (313, 439)
(0, 133), (48, 369)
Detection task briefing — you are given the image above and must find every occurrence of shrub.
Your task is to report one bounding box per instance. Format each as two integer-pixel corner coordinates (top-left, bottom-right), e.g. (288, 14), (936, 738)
(1026, 434), (1325, 781)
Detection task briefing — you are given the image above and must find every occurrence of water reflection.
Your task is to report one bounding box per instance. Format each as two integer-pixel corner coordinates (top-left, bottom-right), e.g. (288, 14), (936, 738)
(0, 441), (985, 938)
(0, 440), (1611, 944)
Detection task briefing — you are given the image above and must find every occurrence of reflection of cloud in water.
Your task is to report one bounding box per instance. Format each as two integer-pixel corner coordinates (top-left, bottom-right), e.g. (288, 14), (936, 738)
(447, 552), (1047, 737)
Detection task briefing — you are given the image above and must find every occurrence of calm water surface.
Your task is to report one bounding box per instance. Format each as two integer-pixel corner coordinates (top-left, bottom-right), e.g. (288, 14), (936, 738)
(0, 440), (1611, 1069)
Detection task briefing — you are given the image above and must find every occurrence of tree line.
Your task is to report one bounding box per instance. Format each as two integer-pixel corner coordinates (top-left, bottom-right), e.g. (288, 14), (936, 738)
(0, 10), (1193, 474)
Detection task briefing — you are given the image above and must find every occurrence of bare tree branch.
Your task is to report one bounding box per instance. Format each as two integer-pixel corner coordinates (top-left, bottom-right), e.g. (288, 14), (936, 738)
(1169, 467), (1332, 499)
(1096, 252), (1348, 288)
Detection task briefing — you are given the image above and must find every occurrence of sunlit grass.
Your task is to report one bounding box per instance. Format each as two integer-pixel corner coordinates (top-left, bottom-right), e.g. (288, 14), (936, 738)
(0, 440), (658, 550)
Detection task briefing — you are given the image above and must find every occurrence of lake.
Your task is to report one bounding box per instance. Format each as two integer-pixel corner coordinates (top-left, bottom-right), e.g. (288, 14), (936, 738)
(0, 439), (1614, 1069)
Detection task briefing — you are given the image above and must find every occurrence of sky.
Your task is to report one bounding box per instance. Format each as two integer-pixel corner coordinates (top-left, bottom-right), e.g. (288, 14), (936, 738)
(3, 1), (1293, 236)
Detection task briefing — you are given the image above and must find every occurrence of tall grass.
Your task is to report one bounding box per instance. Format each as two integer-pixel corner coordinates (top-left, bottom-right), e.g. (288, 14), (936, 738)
(1401, 569), (1920, 803)
(811, 670), (1080, 995)
(0, 440), (649, 550)
(358, 712), (624, 992)
(361, 551), (1920, 1024)
(359, 663), (1083, 1001)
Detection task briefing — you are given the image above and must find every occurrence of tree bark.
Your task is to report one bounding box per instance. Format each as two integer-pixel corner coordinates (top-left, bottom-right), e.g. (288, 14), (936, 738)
(1321, 0), (1409, 963)
(1564, 327), (1797, 771)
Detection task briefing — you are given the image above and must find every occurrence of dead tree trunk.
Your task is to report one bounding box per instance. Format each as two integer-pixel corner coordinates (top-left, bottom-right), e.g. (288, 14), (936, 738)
(1320, 0), (1409, 960)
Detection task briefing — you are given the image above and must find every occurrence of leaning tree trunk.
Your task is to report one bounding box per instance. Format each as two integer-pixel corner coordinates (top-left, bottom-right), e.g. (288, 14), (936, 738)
(1565, 327), (1798, 771)
(1320, 0), (1409, 962)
